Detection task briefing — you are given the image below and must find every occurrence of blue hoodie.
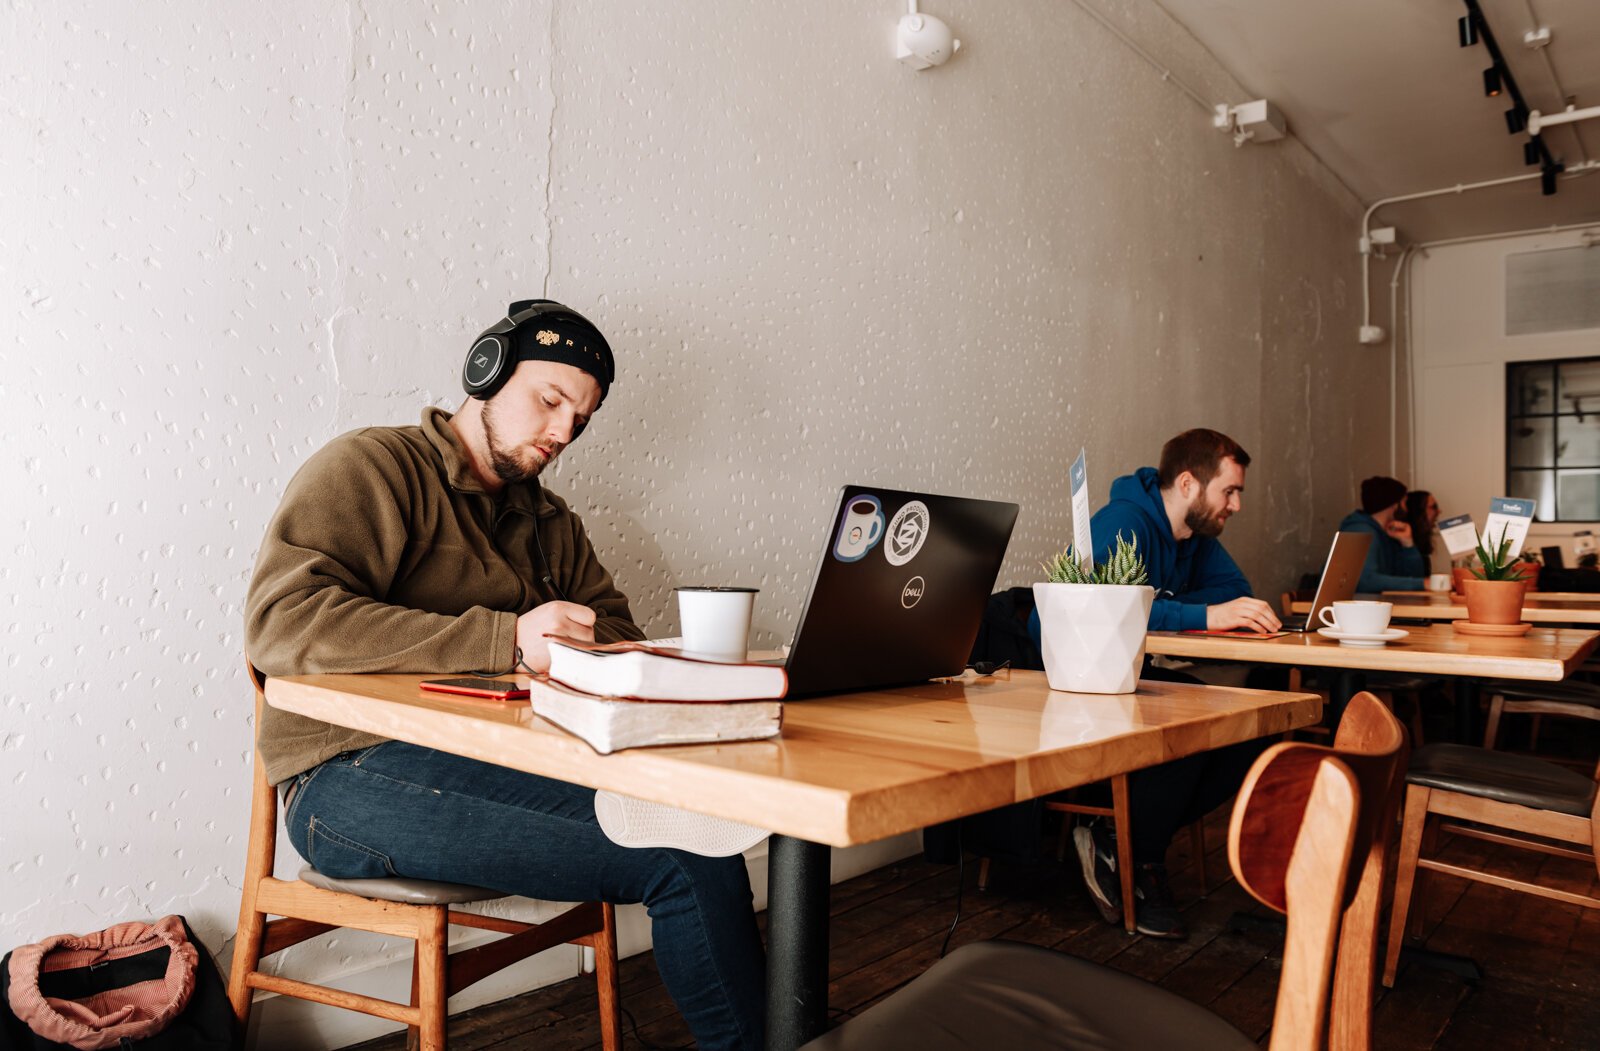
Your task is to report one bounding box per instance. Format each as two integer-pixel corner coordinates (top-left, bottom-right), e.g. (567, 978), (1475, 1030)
(1337, 509), (1427, 592)
(1029, 466), (1253, 638)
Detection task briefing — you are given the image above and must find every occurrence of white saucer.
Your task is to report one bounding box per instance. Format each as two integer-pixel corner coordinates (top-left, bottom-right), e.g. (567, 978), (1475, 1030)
(1316, 627), (1409, 648)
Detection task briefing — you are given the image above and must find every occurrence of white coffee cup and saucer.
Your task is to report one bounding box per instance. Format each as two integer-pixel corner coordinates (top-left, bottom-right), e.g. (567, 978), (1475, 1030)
(1316, 600), (1408, 648)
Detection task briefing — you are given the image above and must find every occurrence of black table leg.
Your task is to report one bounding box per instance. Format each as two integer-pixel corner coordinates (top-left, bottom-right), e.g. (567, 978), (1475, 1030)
(1329, 669), (1364, 733)
(1456, 677), (1481, 744)
(765, 834), (831, 1051)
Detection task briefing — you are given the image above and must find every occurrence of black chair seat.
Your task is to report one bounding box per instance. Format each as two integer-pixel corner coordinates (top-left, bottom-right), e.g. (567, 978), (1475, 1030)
(801, 941), (1254, 1051)
(1367, 673), (1439, 691)
(1407, 744), (1598, 817)
(1485, 679), (1600, 707)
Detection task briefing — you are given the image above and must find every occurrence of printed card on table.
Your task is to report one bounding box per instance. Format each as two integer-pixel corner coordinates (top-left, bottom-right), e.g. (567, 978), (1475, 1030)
(1070, 449), (1093, 574)
(1437, 513), (1479, 558)
(1481, 497), (1536, 558)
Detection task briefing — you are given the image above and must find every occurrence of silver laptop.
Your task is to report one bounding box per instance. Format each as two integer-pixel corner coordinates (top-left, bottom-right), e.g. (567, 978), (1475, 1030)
(1282, 531), (1374, 632)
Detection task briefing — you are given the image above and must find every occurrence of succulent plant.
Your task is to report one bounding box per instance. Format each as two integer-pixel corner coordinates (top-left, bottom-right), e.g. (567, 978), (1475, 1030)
(1471, 526), (1531, 582)
(1042, 531), (1149, 586)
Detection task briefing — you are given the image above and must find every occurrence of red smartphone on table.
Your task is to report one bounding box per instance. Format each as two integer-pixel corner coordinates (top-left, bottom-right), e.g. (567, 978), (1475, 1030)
(419, 677), (530, 700)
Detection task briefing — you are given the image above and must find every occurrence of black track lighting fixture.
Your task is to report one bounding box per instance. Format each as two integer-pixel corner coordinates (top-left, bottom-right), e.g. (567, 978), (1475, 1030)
(1460, 0), (1562, 194)
(1541, 162), (1565, 196)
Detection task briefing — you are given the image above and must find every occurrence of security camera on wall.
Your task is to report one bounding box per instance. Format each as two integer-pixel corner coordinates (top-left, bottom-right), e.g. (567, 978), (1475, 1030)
(896, 3), (961, 70)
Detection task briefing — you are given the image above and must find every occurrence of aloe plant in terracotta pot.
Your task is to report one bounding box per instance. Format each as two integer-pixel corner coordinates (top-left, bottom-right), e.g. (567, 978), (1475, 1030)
(1462, 528), (1529, 625)
(1034, 532), (1155, 694)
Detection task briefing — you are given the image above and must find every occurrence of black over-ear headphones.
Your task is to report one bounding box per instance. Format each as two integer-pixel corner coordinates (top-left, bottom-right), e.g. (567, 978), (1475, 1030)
(462, 299), (601, 401)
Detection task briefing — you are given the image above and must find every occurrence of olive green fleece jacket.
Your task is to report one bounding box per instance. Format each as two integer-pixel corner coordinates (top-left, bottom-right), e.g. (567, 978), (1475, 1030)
(245, 406), (643, 784)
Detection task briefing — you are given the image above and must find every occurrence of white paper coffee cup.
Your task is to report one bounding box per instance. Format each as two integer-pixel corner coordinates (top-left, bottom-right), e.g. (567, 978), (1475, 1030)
(676, 587), (758, 662)
(1426, 573), (1451, 592)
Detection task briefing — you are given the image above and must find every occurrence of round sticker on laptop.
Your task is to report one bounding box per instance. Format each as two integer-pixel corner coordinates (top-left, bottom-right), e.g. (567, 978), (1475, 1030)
(884, 500), (931, 567)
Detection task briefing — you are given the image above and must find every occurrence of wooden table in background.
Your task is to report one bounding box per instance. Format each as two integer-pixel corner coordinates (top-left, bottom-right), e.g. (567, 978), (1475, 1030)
(1146, 623), (1600, 738)
(266, 670), (1321, 1051)
(1292, 595), (1600, 625)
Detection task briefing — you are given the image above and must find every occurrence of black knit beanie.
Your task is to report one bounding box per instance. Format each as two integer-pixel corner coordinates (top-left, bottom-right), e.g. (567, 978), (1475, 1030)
(506, 300), (615, 402)
(1360, 476), (1407, 515)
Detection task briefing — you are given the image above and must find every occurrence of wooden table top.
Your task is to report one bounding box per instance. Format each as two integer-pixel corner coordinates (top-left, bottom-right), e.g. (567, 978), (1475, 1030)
(265, 671), (1321, 849)
(1146, 623), (1600, 680)
(1291, 596), (1600, 624)
(1382, 590), (1600, 604)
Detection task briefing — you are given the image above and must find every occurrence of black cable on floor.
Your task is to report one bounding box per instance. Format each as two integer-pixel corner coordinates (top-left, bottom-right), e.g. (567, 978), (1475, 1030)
(620, 1004), (693, 1051)
(938, 828), (965, 958)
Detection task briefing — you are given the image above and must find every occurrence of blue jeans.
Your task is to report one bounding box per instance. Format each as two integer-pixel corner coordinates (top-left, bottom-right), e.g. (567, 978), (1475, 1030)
(283, 742), (766, 1050)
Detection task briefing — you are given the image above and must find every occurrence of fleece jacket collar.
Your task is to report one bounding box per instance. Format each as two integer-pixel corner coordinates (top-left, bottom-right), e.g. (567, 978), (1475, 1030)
(420, 406), (557, 519)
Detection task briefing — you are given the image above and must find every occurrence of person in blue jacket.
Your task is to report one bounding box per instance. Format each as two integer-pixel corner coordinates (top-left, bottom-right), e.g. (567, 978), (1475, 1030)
(1028, 428), (1280, 939)
(1338, 476), (1427, 592)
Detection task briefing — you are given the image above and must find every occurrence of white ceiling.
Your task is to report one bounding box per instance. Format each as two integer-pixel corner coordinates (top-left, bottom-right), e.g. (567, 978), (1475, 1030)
(1151, 0), (1600, 243)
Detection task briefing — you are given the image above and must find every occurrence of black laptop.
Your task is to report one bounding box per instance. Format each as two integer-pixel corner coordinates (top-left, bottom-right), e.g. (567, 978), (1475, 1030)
(778, 485), (1019, 697)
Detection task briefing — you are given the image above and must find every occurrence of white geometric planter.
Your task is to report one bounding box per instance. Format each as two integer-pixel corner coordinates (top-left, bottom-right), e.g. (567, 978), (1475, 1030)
(1033, 582), (1156, 694)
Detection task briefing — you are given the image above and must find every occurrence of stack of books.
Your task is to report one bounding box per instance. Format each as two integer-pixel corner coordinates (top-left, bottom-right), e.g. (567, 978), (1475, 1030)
(530, 637), (787, 754)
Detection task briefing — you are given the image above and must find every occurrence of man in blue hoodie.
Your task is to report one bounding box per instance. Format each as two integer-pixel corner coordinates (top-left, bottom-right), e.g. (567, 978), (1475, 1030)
(1029, 428), (1279, 938)
(1338, 476), (1427, 592)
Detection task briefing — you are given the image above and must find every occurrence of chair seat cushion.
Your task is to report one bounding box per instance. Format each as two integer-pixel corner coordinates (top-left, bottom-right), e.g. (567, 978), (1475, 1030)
(1485, 679), (1600, 707)
(1406, 744), (1598, 817)
(801, 940), (1254, 1051)
(297, 865), (504, 905)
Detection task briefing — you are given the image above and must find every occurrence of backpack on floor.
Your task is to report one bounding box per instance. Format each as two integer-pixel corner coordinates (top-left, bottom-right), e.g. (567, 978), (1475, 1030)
(0, 915), (235, 1050)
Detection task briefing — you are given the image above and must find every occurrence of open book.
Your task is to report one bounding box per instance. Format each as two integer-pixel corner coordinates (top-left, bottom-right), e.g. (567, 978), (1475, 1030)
(545, 637), (788, 702)
(528, 676), (783, 755)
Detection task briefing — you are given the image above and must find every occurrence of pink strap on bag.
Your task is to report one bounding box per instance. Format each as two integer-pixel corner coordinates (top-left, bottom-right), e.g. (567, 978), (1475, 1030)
(7, 915), (199, 1050)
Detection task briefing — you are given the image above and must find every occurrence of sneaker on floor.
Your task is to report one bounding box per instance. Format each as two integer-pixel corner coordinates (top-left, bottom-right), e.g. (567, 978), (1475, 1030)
(1072, 821), (1123, 926)
(1133, 863), (1188, 940)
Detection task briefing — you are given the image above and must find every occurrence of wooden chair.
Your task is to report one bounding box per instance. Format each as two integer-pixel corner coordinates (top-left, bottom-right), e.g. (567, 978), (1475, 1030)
(805, 692), (1405, 1051)
(228, 661), (621, 1051)
(1040, 780), (1211, 932)
(1483, 679), (1600, 757)
(1381, 741), (1600, 988)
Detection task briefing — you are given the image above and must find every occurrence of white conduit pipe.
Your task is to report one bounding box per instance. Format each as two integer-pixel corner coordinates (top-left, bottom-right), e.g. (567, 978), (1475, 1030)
(1360, 160), (1600, 333)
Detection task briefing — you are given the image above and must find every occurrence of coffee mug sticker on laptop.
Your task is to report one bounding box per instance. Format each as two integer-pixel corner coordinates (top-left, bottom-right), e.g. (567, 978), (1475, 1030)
(884, 500), (931, 566)
(834, 494), (886, 562)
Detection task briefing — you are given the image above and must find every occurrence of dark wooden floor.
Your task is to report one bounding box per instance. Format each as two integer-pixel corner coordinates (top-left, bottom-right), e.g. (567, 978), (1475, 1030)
(345, 797), (1600, 1050)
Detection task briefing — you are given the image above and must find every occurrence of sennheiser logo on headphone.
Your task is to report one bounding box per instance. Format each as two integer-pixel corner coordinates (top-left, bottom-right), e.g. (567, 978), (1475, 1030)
(473, 353), (490, 367)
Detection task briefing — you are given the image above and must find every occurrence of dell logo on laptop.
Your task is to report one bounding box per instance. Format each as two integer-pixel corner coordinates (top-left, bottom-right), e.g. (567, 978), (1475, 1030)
(901, 576), (925, 608)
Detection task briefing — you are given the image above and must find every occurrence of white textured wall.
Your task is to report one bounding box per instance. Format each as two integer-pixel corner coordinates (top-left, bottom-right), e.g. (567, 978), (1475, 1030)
(4, 0), (1388, 1045)
(1413, 229), (1600, 558)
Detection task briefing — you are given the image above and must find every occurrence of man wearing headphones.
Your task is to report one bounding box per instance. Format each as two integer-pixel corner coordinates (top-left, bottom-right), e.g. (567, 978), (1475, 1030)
(244, 301), (766, 1050)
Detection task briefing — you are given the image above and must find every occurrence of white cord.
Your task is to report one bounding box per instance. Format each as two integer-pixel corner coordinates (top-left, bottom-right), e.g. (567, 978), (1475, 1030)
(1065, 0), (1213, 116)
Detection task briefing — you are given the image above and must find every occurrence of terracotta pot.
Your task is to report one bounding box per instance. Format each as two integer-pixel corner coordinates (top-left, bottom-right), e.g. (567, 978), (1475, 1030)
(1462, 578), (1525, 625)
(1451, 566), (1475, 598)
(1511, 561), (1540, 591)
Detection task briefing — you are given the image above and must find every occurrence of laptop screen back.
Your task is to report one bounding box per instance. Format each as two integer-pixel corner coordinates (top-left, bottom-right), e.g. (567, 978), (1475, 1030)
(1305, 531), (1374, 627)
(783, 485), (1019, 697)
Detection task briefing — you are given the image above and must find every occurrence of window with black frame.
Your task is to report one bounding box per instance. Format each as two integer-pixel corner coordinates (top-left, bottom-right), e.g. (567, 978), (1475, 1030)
(1507, 356), (1600, 522)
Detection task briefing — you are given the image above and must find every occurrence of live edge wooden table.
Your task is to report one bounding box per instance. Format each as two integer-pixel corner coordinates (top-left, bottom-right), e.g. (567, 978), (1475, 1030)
(1290, 594), (1600, 625)
(266, 669), (1320, 1051)
(1146, 624), (1600, 740)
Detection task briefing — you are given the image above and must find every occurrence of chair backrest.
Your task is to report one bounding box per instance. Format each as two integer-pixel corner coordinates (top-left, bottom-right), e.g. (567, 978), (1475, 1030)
(1228, 744), (1361, 1051)
(1228, 691), (1405, 1051)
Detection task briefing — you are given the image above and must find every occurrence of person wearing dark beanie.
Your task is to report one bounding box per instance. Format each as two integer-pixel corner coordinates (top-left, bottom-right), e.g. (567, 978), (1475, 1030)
(1339, 475), (1427, 591)
(245, 299), (768, 1049)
